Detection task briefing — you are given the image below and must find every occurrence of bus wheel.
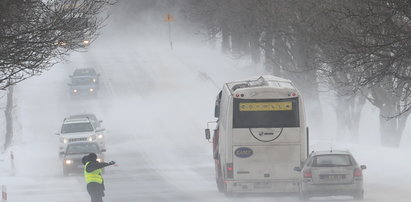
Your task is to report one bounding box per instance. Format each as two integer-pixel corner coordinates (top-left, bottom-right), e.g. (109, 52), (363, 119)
(216, 170), (226, 192)
(215, 158), (226, 193)
(217, 178), (225, 192)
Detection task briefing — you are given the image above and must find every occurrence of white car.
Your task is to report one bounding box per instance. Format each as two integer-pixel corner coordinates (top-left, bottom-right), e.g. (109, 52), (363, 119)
(294, 150), (366, 200)
(56, 116), (106, 155)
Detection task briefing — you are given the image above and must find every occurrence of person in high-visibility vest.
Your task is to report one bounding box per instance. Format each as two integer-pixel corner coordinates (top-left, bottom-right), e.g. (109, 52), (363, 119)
(82, 153), (115, 202)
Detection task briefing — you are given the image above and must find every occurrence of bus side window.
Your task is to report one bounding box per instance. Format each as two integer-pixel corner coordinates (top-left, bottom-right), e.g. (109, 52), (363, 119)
(214, 90), (222, 118)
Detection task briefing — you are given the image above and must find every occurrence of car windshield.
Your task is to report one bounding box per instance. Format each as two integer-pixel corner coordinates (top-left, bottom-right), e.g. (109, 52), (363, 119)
(70, 114), (97, 121)
(72, 77), (94, 85)
(66, 144), (99, 154)
(73, 69), (96, 76)
(312, 154), (353, 167)
(61, 122), (93, 134)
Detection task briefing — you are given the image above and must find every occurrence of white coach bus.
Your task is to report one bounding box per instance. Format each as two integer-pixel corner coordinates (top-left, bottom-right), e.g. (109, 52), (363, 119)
(205, 75), (309, 193)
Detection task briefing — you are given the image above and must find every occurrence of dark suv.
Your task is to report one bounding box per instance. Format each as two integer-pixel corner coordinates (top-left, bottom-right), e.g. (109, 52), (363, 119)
(71, 68), (100, 86)
(68, 76), (98, 96)
(62, 142), (105, 176)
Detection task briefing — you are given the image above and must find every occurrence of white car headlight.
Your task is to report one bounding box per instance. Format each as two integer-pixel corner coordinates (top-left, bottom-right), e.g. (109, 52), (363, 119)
(93, 79), (97, 82)
(65, 159), (72, 165)
(89, 88), (94, 92)
(60, 137), (68, 144)
(88, 135), (96, 142)
(98, 134), (103, 139)
(73, 89), (78, 93)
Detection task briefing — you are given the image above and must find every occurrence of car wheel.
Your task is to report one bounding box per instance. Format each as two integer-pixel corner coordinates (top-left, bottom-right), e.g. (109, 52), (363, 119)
(353, 192), (364, 200)
(63, 169), (68, 176)
(216, 178), (225, 192)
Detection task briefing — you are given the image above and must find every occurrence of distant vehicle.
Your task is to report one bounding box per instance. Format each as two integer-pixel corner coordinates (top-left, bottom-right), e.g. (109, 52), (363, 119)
(71, 68), (100, 86)
(62, 142), (105, 176)
(68, 76), (98, 96)
(205, 75), (308, 194)
(69, 113), (103, 129)
(293, 150), (366, 200)
(56, 116), (106, 155)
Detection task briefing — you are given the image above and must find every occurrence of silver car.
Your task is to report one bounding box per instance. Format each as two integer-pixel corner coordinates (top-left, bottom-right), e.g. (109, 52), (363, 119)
(294, 150), (366, 200)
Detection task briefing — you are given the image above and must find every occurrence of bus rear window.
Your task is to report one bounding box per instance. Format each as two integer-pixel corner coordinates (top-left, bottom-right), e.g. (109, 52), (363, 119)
(233, 97), (299, 128)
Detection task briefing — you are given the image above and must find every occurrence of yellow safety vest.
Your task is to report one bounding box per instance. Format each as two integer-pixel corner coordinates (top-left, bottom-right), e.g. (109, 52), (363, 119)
(84, 162), (103, 184)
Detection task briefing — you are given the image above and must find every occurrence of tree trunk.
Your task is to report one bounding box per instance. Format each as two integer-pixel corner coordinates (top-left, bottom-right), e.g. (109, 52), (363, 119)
(221, 24), (230, 53)
(263, 31), (274, 73)
(348, 94), (366, 139)
(4, 85), (13, 149)
(250, 31), (260, 63)
(379, 106), (409, 147)
(371, 84), (409, 147)
(292, 31), (323, 124)
(335, 94), (366, 140)
(231, 31), (248, 56)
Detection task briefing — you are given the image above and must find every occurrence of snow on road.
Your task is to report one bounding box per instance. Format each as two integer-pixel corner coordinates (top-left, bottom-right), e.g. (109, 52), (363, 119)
(0, 38), (411, 202)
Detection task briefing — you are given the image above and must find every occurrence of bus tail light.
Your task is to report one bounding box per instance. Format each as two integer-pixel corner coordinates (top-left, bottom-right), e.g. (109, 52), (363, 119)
(226, 163), (234, 178)
(289, 92), (297, 97)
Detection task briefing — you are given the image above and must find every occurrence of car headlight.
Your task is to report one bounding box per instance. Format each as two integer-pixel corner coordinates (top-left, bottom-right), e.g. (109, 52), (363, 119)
(88, 135), (96, 142)
(89, 88), (94, 92)
(60, 137), (68, 144)
(73, 89), (78, 93)
(93, 79), (97, 82)
(65, 159), (72, 165)
(97, 134), (103, 139)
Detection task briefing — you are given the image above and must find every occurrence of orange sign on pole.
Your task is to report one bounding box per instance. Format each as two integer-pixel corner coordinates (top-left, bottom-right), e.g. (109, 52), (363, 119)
(165, 14), (174, 22)
(165, 14), (174, 49)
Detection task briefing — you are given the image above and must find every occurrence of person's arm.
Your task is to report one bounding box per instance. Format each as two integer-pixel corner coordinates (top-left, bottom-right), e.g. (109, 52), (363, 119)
(86, 161), (114, 172)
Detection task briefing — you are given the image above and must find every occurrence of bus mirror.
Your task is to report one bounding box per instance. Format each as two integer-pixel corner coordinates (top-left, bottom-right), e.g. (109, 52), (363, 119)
(205, 129), (211, 140)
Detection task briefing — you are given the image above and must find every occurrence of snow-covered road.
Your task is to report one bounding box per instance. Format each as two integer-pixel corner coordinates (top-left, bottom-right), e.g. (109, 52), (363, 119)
(1, 39), (411, 202)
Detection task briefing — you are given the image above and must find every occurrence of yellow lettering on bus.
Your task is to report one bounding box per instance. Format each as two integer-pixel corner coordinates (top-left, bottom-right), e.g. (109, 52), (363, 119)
(239, 102), (292, 111)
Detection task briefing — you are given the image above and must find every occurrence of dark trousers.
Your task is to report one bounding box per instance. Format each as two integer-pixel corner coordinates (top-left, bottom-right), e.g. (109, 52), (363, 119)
(87, 182), (105, 202)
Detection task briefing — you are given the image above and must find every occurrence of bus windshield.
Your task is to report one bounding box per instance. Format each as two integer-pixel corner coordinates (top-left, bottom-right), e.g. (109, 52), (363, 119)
(233, 97), (299, 128)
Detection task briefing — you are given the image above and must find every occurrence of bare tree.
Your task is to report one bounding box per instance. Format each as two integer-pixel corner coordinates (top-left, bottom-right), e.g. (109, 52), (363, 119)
(317, 0), (411, 146)
(0, 0), (113, 90)
(179, 0), (411, 146)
